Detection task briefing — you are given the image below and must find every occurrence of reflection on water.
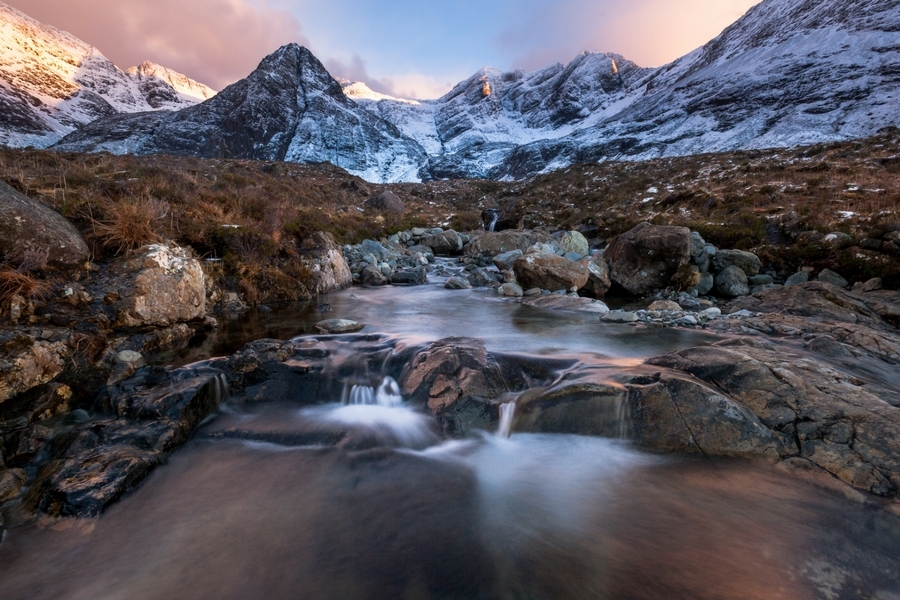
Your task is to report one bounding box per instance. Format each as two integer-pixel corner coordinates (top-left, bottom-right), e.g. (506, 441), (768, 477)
(151, 280), (721, 367)
(1, 401), (898, 600)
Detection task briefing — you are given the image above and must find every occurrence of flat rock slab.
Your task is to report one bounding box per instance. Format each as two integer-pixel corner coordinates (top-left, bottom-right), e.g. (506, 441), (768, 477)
(315, 319), (366, 334)
(523, 295), (609, 314)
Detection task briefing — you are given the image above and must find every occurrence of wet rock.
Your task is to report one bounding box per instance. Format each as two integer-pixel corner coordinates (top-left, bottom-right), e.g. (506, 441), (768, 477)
(112, 244), (206, 327)
(500, 283), (523, 297)
(0, 179), (89, 270)
(604, 310), (639, 323)
(300, 231), (352, 294)
(399, 338), (511, 436)
(467, 267), (501, 288)
(523, 295), (609, 315)
(391, 266), (427, 286)
(316, 319), (366, 334)
(641, 339), (900, 497)
(513, 252), (588, 292)
(0, 330), (71, 404)
(516, 379), (628, 437)
(359, 264), (389, 286)
(557, 231), (589, 257)
(579, 254), (611, 298)
(492, 249), (523, 271)
(817, 269), (848, 288)
(715, 265), (750, 298)
(444, 276), (472, 290)
(423, 230), (464, 256)
(627, 370), (786, 459)
(711, 249), (761, 276)
(0, 468), (26, 502)
(464, 230), (551, 258)
(605, 222), (691, 295)
(364, 190), (405, 214)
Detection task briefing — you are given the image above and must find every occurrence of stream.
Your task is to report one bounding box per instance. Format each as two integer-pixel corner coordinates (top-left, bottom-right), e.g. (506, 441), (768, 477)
(1, 270), (899, 599)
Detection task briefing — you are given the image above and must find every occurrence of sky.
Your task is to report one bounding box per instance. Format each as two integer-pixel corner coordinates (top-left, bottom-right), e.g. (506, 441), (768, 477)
(9, 0), (762, 99)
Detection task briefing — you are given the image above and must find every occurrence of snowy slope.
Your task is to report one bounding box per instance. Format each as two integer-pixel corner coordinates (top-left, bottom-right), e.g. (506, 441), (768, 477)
(0, 1), (215, 148)
(45, 0), (900, 182)
(55, 45), (428, 183)
(495, 0), (900, 177)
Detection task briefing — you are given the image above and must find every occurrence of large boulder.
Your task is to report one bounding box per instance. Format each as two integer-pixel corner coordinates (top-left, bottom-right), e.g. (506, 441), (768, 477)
(423, 230), (464, 256)
(300, 232), (352, 294)
(399, 338), (510, 435)
(364, 190), (404, 214)
(513, 252), (589, 292)
(464, 230), (551, 258)
(605, 223), (691, 295)
(0, 180), (89, 270)
(642, 339), (900, 497)
(112, 244), (206, 327)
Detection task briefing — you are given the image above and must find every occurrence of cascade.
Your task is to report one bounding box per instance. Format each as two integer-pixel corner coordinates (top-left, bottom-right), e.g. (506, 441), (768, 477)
(497, 401), (516, 438)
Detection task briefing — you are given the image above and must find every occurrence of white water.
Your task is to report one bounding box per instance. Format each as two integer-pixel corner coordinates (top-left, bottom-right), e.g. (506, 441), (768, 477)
(497, 401), (516, 438)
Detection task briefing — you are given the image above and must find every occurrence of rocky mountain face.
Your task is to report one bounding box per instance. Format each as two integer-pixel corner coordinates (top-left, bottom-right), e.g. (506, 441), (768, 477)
(496, 0), (900, 177)
(10, 0), (900, 181)
(54, 44), (428, 183)
(0, 2), (214, 148)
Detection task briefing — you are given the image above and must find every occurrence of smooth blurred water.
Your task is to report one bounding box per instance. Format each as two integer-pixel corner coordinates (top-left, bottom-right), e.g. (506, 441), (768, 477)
(3, 273), (899, 599)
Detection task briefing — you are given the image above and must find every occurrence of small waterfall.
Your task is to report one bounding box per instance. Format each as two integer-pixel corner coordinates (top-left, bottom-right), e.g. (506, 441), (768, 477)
(489, 214), (499, 232)
(211, 372), (230, 405)
(614, 396), (631, 440)
(497, 401), (516, 438)
(347, 376), (403, 408)
(481, 208), (500, 232)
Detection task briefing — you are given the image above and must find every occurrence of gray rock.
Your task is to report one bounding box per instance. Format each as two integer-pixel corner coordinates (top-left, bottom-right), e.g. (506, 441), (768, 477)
(648, 300), (681, 311)
(715, 265), (750, 298)
(712, 249), (761, 276)
(851, 278), (883, 293)
(694, 272), (715, 296)
(563, 251), (583, 262)
(698, 307), (722, 319)
(492, 249), (524, 271)
(579, 254), (612, 298)
(391, 267), (427, 286)
(444, 276), (473, 290)
(821, 232), (854, 248)
(817, 269), (848, 288)
(315, 319), (365, 334)
(423, 230), (464, 255)
(673, 315), (698, 326)
(785, 271), (810, 286)
(690, 232), (710, 272)
(747, 274), (774, 286)
(604, 310), (639, 323)
(468, 267), (501, 288)
(300, 231), (352, 294)
(500, 283), (524, 297)
(359, 264), (389, 286)
(360, 239), (391, 262)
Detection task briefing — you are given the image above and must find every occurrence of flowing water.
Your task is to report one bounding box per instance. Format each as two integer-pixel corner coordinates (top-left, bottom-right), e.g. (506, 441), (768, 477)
(2, 269), (899, 599)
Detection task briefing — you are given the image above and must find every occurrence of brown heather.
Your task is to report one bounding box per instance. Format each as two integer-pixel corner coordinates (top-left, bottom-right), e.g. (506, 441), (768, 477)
(1, 127), (899, 291)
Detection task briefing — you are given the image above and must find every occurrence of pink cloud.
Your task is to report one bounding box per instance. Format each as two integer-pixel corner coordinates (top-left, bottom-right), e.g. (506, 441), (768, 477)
(6, 0), (308, 90)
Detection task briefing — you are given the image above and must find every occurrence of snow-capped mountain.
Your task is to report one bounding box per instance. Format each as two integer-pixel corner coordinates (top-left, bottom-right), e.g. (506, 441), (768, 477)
(0, 2), (214, 148)
(495, 0), (900, 177)
(54, 44), (427, 183)
(39, 0), (900, 182)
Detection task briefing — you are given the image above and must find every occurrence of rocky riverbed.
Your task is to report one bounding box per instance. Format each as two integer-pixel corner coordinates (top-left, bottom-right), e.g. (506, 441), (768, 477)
(2, 177), (900, 597)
